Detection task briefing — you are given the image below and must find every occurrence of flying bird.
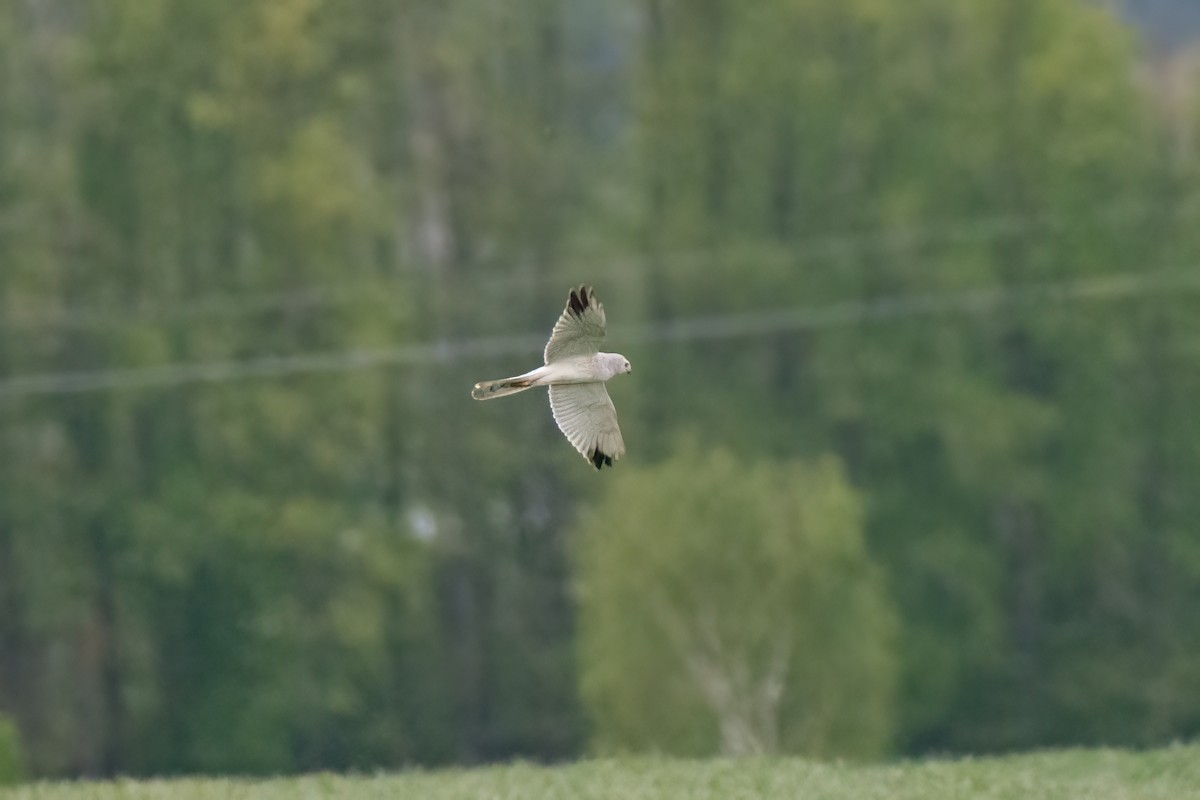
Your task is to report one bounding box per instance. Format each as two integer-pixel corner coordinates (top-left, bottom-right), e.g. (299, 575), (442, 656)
(472, 285), (631, 469)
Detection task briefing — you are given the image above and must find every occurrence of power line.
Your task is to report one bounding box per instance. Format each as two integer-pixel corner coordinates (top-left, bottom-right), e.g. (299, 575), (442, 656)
(4, 194), (1193, 333)
(620, 268), (1200, 345)
(0, 332), (548, 399)
(1, 268), (1197, 400)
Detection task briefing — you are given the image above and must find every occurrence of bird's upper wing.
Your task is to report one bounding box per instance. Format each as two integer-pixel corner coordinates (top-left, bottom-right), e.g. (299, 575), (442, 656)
(544, 285), (607, 364)
(548, 383), (625, 469)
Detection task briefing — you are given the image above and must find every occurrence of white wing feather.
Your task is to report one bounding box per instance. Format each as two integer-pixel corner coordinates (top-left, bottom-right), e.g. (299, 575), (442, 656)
(548, 383), (625, 468)
(544, 285), (606, 364)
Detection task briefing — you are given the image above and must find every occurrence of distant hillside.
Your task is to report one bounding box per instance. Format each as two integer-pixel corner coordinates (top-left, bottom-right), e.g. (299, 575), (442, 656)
(1119, 0), (1200, 49)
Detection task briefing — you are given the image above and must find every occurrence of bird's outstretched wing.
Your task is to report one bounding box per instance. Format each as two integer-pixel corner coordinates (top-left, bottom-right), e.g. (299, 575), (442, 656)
(548, 383), (625, 469)
(544, 284), (606, 364)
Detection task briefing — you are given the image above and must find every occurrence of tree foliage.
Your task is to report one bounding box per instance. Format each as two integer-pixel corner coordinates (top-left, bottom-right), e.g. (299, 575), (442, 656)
(0, 715), (25, 786)
(577, 447), (895, 758)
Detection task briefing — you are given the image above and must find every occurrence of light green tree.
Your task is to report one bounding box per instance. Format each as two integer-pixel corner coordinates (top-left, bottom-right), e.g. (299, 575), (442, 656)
(0, 715), (25, 785)
(576, 446), (895, 758)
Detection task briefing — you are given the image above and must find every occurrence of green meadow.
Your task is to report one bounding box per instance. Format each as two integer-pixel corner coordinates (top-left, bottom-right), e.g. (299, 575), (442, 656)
(7, 745), (1198, 800)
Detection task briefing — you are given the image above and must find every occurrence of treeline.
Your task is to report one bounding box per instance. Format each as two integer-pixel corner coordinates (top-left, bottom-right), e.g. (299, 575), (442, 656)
(1, 0), (1199, 780)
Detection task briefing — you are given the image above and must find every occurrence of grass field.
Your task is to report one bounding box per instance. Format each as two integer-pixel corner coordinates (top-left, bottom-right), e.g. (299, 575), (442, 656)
(4, 744), (1198, 800)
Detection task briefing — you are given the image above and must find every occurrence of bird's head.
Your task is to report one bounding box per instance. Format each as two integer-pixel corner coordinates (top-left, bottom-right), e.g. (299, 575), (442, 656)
(603, 352), (632, 378)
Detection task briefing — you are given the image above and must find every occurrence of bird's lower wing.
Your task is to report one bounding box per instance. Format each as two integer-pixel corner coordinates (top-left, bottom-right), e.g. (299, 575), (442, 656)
(548, 383), (625, 469)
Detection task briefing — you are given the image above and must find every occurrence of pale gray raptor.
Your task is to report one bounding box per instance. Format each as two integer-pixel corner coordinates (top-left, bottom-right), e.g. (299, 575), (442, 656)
(472, 285), (631, 469)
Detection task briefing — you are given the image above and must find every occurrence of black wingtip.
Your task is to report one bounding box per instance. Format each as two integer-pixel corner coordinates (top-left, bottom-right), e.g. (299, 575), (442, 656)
(591, 450), (614, 470)
(569, 284), (593, 317)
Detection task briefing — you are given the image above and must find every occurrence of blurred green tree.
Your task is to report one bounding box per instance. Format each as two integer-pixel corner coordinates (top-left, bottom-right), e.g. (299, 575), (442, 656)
(576, 446), (895, 758)
(0, 715), (26, 785)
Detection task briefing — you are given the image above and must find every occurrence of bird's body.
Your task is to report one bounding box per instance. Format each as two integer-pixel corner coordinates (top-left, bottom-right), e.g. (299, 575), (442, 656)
(471, 286), (631, 469)
(471, 353), (627, 397)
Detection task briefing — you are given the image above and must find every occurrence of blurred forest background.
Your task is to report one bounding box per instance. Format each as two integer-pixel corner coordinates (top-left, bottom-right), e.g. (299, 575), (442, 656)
(2, 0), (1200, 781)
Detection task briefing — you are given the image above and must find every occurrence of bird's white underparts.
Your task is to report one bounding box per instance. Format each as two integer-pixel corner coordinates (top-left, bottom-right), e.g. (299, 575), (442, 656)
(472, 285), (631, 470)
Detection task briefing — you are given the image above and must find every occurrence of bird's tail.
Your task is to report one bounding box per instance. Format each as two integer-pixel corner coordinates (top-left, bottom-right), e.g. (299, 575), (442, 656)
(471, 376), (537, 400)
